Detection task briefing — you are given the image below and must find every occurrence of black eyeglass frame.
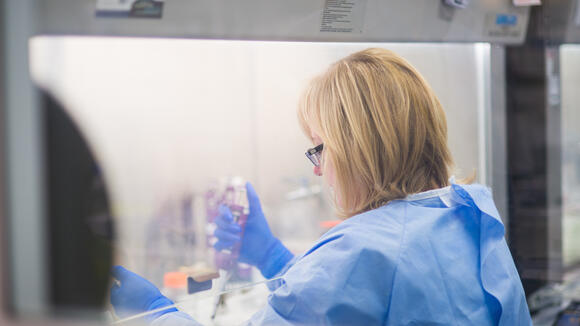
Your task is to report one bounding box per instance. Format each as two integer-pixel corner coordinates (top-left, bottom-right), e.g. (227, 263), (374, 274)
(305, 144), (324, 167)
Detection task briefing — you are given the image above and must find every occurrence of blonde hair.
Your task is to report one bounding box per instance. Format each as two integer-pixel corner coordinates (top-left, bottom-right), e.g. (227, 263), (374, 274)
(298, 48), (453, 218)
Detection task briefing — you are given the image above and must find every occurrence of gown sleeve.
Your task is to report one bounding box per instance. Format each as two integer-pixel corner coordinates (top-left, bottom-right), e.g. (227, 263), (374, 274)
(246, 225), (401, 326)
(150, 311), (202, 326)
(265, 255), (300, 292)
(452, 183), (532, 326)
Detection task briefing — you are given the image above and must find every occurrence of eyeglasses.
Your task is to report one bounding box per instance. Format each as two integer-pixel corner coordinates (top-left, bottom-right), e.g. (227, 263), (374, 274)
(305, 144), (324, 167)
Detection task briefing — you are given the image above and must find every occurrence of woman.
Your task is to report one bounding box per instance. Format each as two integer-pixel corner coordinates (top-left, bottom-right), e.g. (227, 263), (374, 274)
(111, 48), (532, 325)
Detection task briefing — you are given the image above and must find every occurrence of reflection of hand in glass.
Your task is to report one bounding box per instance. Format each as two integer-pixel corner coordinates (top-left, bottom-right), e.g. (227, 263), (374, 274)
(213, 182), (294, 278)
(110, 266), (177, 321)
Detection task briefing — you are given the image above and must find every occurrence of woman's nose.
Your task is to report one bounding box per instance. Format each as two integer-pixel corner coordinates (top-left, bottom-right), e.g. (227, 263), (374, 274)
(313, 166), (322, 176)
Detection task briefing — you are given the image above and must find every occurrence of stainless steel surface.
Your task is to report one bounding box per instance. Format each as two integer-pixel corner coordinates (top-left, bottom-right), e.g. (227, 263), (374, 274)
(37, 0), (530, 44)
(532, 0), (580, 44)
(546, 46), (563, 283)
(561, 44), (580, 268)
(2, 0), (47, 318)
(564, 0), (580, 43)
(489, 45), (509, 228)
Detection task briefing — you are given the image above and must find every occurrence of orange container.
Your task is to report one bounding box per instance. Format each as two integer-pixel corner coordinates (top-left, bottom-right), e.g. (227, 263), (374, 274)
(163, 271), (188, 289)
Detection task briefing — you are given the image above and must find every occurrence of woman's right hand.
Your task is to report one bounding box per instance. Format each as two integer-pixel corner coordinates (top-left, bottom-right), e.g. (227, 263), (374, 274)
(213, 182), (294, 278)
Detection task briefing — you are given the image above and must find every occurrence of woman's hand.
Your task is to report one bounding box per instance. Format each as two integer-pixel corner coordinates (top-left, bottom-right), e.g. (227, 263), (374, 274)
(110, 266), (177, 321)
(213, 182), (294, 278)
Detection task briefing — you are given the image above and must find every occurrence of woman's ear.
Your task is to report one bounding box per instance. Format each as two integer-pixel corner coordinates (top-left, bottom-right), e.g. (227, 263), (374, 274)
(313, 166), (322, 176)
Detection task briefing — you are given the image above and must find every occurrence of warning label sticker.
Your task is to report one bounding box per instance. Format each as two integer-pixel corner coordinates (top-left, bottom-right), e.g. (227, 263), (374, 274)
(485, 12), (525, 39)
(320, 0), (367, 33)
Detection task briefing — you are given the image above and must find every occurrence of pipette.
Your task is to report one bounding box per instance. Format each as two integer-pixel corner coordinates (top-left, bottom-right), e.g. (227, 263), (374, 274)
(210, 180), (249, 319)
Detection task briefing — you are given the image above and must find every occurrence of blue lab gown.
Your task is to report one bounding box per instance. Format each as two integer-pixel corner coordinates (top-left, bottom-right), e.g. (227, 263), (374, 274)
(153, 183), (532, 326)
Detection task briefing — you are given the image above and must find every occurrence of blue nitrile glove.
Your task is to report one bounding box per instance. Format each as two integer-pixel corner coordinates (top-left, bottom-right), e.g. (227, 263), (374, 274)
(214, 182), (294, 278)
(110, 266), (177, 322)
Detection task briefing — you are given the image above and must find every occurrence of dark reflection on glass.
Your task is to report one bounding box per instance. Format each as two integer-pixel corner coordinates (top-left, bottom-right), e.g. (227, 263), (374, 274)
(43, 90), (115, 317)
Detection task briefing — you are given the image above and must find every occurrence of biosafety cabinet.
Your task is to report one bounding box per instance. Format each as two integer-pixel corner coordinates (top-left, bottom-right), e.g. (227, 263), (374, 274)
(1, 1), (579, 325)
